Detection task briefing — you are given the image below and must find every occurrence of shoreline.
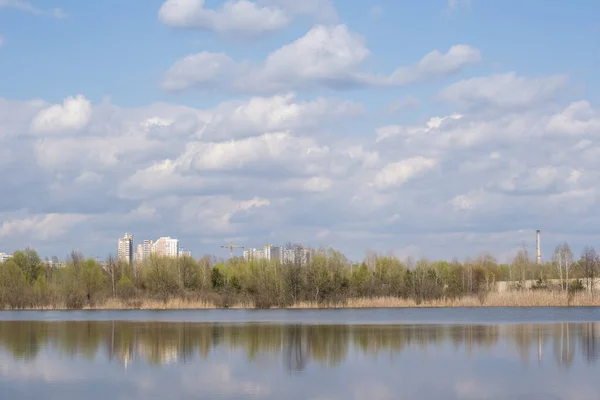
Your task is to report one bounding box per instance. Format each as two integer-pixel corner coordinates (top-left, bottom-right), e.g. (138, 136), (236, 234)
(6, 292), (600, 311)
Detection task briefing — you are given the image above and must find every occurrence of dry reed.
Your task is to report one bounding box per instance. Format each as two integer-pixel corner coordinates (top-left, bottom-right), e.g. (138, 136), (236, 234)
(17, 291), (600, 310)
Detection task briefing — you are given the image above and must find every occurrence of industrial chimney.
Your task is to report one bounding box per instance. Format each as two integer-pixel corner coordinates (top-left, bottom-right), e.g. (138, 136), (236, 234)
(536, 230), (541, 264)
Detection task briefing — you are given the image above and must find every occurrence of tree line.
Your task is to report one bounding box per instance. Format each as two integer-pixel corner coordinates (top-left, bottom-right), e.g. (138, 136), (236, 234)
(0, 243), (599, 309)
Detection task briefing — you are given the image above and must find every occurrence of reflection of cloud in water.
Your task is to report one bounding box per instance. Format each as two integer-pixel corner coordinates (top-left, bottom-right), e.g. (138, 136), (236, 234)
(180, 363), (270, 397)
(0, 353), (82, 382)
(0, 322), (599, 400)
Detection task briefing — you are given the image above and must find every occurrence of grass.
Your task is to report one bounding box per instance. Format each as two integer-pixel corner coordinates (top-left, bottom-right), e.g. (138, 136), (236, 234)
(15, 291), (600, 310)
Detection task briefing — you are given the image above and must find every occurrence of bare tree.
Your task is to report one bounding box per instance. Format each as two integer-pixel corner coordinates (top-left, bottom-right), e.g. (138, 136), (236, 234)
(579, 246), (600, 296)
(552, 242), (573, 291)
(511, 245), (531, 288)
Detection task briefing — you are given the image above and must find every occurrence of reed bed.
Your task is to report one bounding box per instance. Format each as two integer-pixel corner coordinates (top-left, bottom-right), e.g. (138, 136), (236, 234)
(17, 291), (600, 310)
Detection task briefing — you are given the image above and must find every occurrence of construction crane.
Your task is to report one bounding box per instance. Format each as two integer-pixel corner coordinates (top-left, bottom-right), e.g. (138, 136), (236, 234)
(221, 241), (245, 258)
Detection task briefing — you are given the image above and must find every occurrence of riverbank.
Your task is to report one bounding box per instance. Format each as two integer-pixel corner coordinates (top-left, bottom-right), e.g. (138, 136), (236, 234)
(13, 291), (600, 310)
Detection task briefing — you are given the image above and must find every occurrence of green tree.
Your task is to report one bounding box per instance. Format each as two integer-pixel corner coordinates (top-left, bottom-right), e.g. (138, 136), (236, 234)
(211, 266), (225, 291)
(12, 248), (42, 284)
(81, 259), (107, 305)
(0, 260), (28, 309)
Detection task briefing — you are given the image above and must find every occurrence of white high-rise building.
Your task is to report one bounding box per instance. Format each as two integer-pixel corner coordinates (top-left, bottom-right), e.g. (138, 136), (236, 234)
(135, 240), (154, 263)
(118, 233), (133, 265)
(152, 237), (179, 258)
(244, 244), (289, 263)
(282, 246), (311, 266)
(0, 253), (12, 263)
(179, 249), (192, 258)
(264, 244), (281, 262)
(243, 247), (265, 261)
(135, 244), (143, 263)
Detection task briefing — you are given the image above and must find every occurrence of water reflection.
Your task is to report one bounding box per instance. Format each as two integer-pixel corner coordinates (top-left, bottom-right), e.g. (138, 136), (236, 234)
(1, 321), (600, 371)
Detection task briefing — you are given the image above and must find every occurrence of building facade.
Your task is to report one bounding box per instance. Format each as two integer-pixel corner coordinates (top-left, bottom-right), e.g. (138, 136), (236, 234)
(243, 244), (310, 265)
(135, 239), (154, 263)
(0, 253), (12, 263)
(118, 233), (133, 265)
(152, 237), (179, 258)
(178, 249), (192, 258)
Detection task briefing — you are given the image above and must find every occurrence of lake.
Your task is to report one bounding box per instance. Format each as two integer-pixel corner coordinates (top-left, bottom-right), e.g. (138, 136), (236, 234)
(1, 309), (600, 399)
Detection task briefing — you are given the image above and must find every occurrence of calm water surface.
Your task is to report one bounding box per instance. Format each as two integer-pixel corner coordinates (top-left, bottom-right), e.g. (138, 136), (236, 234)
(1, 309), (600, 399)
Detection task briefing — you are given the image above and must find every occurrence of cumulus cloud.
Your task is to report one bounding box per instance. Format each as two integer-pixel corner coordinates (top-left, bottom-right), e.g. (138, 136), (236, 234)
(162, 25), (481, 93)
(198, 93), (363, 140)
(374, 157), (438, 190)
(437, 72), (568, 110)
(30, 95), (92, 134)
(161, 52), (235, 91)
(546, 101), (600, 135)
(0, 213), (87, 240)
(3, 74), (600, 261)
(158, 0), (335, 35)
(174, 132), (328, 172)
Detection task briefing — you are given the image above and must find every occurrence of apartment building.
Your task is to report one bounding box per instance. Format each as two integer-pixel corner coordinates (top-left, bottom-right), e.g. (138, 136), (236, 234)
(152, 236), (179, 258)
(0, 253), (12, 263)
(243, 244), (311, 265)
(135, 240), (154, 263)
(118, 233), (134, 265)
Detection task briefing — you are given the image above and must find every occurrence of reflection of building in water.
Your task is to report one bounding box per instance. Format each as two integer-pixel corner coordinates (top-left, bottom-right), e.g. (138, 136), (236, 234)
(580, 322), (600, 365)
(4, 321), (600, 370)
(552, 323), (575, 369)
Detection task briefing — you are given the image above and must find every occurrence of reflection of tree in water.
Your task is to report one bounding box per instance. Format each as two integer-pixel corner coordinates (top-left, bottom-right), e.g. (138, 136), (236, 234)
(1, 321), (599, 369)
(283, 325), (309, 373)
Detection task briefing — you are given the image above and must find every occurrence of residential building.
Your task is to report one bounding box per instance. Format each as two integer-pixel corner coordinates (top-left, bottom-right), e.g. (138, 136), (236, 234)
(264, 244), (281, 262)
(243, 247), (265, 261)
(179, 249), (192, 258)
(243, 244), (310, 265)
(135, 244), (144, 264)
(0, 253), (12, 263)
(282, 245), (312, 266)
(118, 233), (134, 265)
(135, 240), (153, 263)
(152, 236), (179, 258)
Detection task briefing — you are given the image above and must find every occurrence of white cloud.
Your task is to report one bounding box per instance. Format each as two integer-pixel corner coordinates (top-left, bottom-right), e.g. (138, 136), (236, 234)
(451, 194), (474, 211)
(0, 0), (66, 17)
(159, 0), (288, 34)
(163, 25), (481, 93)
(374, 157), (438, 190)
(369, 44), (481, 86)
(175, 132), (327, 172)
(179, 196), (272, 234)
(0, 35), (4, 46)
(546, 100), (600, 135)
(0, 213), (87, 240)
(3, 77), (600, 261)
(303, 176), (333, 192)
(162, 52), (235, 91)
(198, 93), (363, 140)
(376, 113), (462, 143)
(437, 72), (568, 109)
(30, 95), (92, 134)
(158, 0), (335, 35)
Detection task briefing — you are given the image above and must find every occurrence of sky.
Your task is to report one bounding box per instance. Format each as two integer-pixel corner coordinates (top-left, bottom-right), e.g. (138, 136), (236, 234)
(0, 0), (599, 263)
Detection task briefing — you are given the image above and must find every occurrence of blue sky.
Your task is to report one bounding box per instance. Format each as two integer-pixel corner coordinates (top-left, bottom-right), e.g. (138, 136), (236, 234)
(0, 0), (599, 262)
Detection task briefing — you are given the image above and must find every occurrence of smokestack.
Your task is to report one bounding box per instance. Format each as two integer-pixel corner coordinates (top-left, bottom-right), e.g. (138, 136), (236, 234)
(536, 230), (541, 264)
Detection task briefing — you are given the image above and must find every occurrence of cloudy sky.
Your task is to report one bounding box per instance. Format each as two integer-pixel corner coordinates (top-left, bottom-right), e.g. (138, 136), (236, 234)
(0, 0), (599, 262)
